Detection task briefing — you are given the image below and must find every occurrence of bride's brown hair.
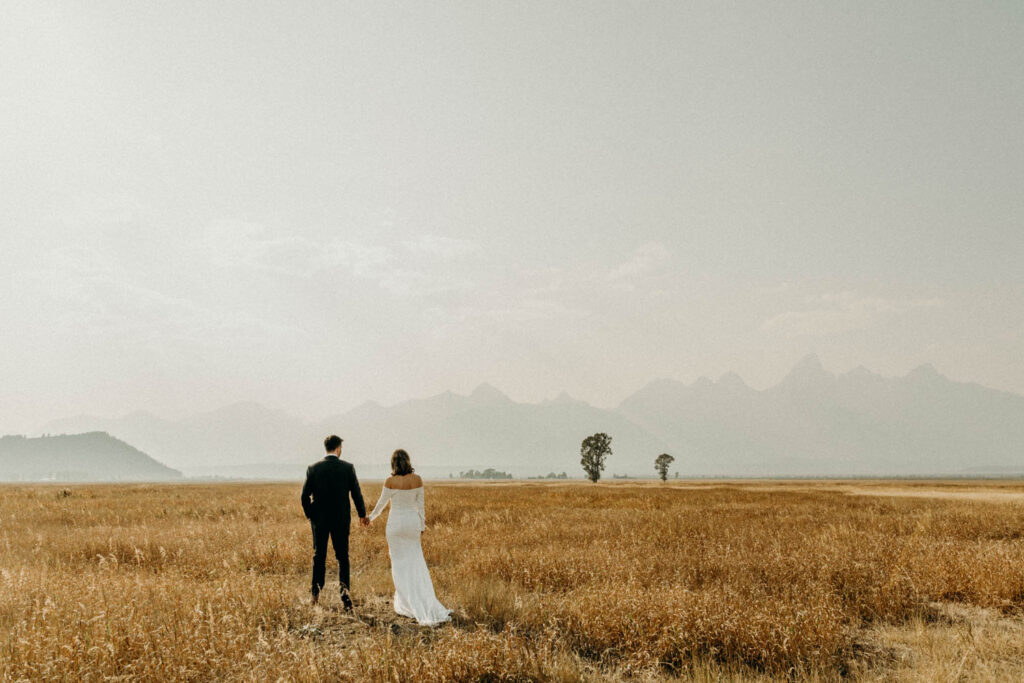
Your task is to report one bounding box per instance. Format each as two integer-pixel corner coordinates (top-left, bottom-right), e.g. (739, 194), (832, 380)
(391, 449), (414, 476)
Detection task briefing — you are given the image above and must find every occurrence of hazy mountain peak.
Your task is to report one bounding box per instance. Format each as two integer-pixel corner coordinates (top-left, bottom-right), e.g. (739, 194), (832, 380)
(641, 378), (688, 392)
(615, 378), (689, 412)
(548, 390), (582, 405)
(846, 365), (876, 377)
(782, 353), (832, 380)
(717, 371), (749, 390)
(122, 410), (162, 420)
(906, 363), (941, 379)
(470, 383), (511, 402)
(693, 376), (714, 389)
(770, 353), (837, 397)
(428, 390), (458, 403)
(182, 402), (302, 431)
(345, 399), (383, 418)
(202, 401), (277, 418)
(795, 352), (825, 370)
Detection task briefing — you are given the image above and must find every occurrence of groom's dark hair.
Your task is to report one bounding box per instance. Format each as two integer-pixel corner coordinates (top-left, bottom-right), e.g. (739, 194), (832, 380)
(324, 435), (343, 452)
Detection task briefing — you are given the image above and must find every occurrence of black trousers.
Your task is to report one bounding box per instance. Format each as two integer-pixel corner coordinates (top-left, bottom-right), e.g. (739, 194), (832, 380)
(311, 519), (350, 598)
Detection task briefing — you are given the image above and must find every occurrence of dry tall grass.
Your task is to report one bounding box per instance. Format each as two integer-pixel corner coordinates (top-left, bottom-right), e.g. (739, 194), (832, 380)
(2, 481), (1024, 681)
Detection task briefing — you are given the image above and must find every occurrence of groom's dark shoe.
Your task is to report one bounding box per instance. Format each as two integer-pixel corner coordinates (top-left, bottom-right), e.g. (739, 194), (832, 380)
(341, 592), (354, 612)
(311, 592), (319, 606)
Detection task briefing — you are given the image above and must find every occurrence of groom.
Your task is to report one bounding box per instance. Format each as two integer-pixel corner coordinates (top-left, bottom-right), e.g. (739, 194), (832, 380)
(301, 435), (368, 608)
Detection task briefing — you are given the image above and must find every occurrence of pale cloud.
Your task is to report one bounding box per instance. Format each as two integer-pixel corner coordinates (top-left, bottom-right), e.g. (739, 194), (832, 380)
(402, 235), (478, 259)
(83, 278), (304, 343)
(484, 299), (588, 325)
(426, 298), (588, 339)
(608, 242), (671, 280)
(321, 241), (394, 278)
(812, 291), (945, 313)
(760, 291), (945, 338)
(374, 267), (474, 297)
(195, 223), (476, 296)
(20, 240), (306, 343)
(27, 242), (120, 280)
(758, 281), (794, 296)
(45, 193), (146, 229)
(13, 260), (305, 362)
(199, 221), (326, 275)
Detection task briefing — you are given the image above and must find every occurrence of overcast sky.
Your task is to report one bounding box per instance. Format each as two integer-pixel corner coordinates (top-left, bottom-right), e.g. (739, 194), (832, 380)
(1, 1), (1022, 433)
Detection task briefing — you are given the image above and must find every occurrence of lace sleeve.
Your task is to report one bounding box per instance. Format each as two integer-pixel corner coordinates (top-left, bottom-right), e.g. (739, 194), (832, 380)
(415, 487), (426, 531)
(368, 487), (394, 521)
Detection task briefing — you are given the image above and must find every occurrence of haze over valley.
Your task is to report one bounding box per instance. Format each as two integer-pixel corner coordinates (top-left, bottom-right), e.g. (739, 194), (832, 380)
(22, 355), (1024, 481)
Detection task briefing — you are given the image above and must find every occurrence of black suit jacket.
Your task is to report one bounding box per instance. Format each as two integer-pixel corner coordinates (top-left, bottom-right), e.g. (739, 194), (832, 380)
(301, 456), (366, 525)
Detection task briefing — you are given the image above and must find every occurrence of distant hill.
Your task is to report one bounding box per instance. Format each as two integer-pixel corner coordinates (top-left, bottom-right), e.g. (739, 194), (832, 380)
(44, 403), (309, 471)
(0, 432), (182, 482)
(39, 358), (1024, 477)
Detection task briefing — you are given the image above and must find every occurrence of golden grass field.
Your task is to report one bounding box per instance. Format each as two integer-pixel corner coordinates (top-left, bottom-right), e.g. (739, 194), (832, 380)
(3, 480), (1024, 681)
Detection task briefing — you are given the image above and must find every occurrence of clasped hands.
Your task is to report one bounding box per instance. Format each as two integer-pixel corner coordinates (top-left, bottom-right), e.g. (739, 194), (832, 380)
(355, 517), (426, 534)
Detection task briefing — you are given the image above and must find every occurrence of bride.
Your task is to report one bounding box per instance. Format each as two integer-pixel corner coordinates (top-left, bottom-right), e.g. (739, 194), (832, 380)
(368, 449), (451, 625)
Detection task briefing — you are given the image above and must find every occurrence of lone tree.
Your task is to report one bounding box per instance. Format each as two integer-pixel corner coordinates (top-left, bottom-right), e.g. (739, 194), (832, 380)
(580, 433), (612, 483)
(654, 453), (675, 482)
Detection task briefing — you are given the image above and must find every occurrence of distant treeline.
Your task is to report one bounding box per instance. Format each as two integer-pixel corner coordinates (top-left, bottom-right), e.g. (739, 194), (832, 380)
(452, 469), (572, 480)
(456, 468), (513, 479)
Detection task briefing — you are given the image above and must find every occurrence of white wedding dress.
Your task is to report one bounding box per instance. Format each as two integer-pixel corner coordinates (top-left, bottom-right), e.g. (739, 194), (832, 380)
(368, 486), (451, 625)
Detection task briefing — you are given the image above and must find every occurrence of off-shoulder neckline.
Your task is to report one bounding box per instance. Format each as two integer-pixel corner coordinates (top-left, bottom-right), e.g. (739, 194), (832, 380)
(383, 485), (423, 492)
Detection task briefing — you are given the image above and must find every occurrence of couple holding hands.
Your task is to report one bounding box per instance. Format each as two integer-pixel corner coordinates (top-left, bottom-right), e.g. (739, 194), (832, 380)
(300, 435), (451, 625)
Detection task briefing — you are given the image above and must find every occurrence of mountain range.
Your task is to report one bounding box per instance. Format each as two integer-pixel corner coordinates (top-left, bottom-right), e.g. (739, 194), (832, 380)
(619, 355), (1024, 475)
(37, 355), (1024, 478)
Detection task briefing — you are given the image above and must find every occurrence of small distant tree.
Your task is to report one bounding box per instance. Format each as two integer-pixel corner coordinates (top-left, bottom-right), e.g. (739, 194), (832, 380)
(655, 453), (675, 482)
(580, 433), (612, 483)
